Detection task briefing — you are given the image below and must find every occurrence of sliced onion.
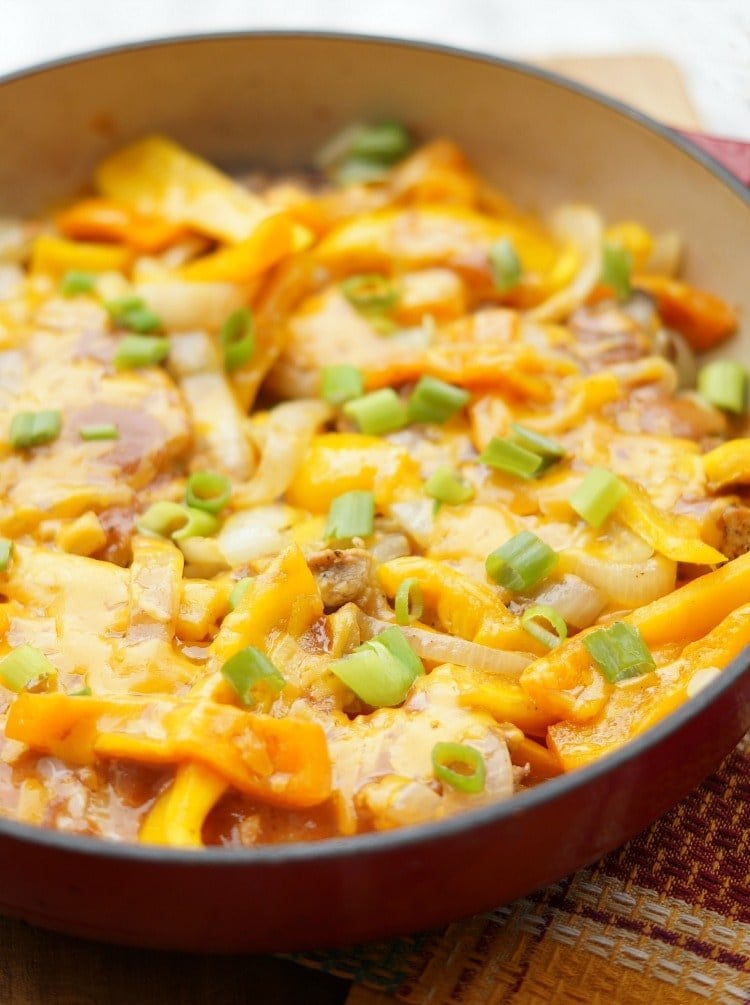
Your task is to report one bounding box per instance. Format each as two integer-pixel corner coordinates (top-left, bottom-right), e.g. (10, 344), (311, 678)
(136, 280), (246, 332)
(653, 328), (697, 390)
(529, 573), (606, 630)
(560, 549), (676, 608)
(177, 536), (229, 577)
(527, 205), (603, 323)
(644, 230), (683, 277)
(233, 400), (332, 507)
(359, 614), (533, 677)
(387, 498), (434, 549)
(217, 504), (299, 567)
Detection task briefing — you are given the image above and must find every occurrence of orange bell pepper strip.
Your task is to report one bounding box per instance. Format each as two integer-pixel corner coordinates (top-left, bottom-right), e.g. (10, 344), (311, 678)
(520, 549), (750, 724)
(548, 602), (750, 770)
(179, 214), (309, 283)
(6, 691), (331, 809)
(633, 274), (737, 351)
(30, 234), (131, 277)
(506, 733), (562, 783)
(55, 197), (188, 253)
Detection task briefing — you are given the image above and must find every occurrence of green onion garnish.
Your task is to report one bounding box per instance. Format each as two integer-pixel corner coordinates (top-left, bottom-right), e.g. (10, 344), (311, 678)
(343, 388), (409, 435)
(71, 686), (92, 696)
(697, 360), (748, 415)
(320, 364), (364, 406)
(220, 646), (285, 707)
(341, 274), (399, 314)
(394, 578), (424, 626)
(432, 741), (486, 794)
(0, 539), (12, 572)
(485, 531), (558, 593)
(329, 627), (423, 708)
(113, 334), (170, 370)
(347, 122), (412, 164)
(601, 242), (632, 300)
(509, 424), (566, 463)
(79, 423), (119, 441)
(60, 270), (97, 296)
(324, 490), (375, 541)
(106, 296), (162, 334)
(185, 471), (232, 515)
(0, 645), (56, 692)
(228, 577), (252, 612)
(136, 501), (219, 541)
(9, 409), (62, 449)
(569, 467), (628, 529)
(522, 604), (568, 649)
(220, 307), (255, 373)
(480, 437), (544, 480)
(332, 159), (392, 186)
(424, 465), (475, 506)
(488, 237), (522, 294)
(583, 621), (656, 683)
(407, 376), (470, 425)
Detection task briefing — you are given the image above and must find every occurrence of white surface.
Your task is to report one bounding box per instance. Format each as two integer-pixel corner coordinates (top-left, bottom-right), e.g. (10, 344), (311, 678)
(3, 0), (750, 138)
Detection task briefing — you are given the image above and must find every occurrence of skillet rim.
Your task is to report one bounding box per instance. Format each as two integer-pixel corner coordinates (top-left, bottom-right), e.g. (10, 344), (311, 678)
(0, 28), (747, 868)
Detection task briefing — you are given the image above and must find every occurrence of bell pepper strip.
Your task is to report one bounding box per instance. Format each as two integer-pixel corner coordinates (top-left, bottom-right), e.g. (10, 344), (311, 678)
(55, 197), (188, 253)
(633, 274), (737, 351)
(30, 234), (131, 277)
(604, 221), (654, 271)
(179, 214), (309, 283)
(506, 732), (563, 783)
(377, 556), (548, 655)
(139, 763), (228, 847)
(6, 692), (331, 808)
(703, 438), (750, 490)
(95, 134), (280, 244)
(285, 433), (422, 512)
(448, 665), (555, 737)
(548, 602), (750, 771)
(615, 480), (726, 565)
(520, 549), (750, 723)
(176, 578), (232, 643)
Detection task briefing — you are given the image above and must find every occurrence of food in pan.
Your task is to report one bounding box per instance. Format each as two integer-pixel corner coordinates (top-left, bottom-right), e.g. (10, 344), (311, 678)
(0, 124), (746, 847)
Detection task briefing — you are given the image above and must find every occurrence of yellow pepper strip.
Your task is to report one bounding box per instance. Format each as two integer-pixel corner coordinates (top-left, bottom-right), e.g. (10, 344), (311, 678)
(633, 274), (737, 351)
(521, 549), (750, 723)
(55, 197), (188, 253)
(30, 234), (131, 277)
(94, 135), (279, 244)
(548, 602), (750, 771)
(55, 511), (107, 557)
(6, 692), (331, 808)
(506, 733), (563, 783)
(703, 439), (750, 490)
(616, 480), (726, 565)
(388, 139), (480, 207)
(515, 372), (621, 436)
(176, 578), (232, 643)
(285, 433), (422, 512)
(378, 556), (546, 655)
(139, 764), (228, 847)
(179, 214), (307, 283)
(448, 665), (555, 737)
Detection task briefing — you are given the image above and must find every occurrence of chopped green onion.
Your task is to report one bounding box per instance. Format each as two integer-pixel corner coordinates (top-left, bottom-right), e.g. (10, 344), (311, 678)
(480, 437), (544, 480)
(509, 424), (566, 463)
(329, 627), (423, 708)
(432, 741), (486, 794)
(220, 307), (255, 373)
(697, 360), (748, 415)
(185, 471), (231, 515)
(601, 242), (632, 300)
(79, 423), (119, 441)
(320, 364), (364, 405)
(485, 531), (558, 593)
(522, 604), (568, 649)
(60, 270), (97, 296)
(583, 621), (655, 683)
(113, 334), (170, 370)
(424, 465), (475, 506)
(394, 578), (424, 625)
(70, 686), (92, 697)
(341, 274), (399, 314)
(569, 467), (628, 528)
(343, 388), (409, 435)
(9, 409), (62, 449)
(228, 577), (253, 612)
(136, 502), (219, 541)
(0, 645), (56, 692)
(106, 296), (162, 333)
(0, 539), (12, 572)
(324, 490), (375, 541)
(348, 122), (412, 164)
(489, 237), (522, 294)
(332, 159), (391, 186)
(221, 646), (285, 707)
(407, 376), (470, 424)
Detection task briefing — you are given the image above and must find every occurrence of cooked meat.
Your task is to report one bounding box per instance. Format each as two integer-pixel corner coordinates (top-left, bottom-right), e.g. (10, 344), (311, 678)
(307, 548), (372, 609)
(719, 504), (750, 560)
(569, 301), (654, 368)
(610, 386), (727, 441)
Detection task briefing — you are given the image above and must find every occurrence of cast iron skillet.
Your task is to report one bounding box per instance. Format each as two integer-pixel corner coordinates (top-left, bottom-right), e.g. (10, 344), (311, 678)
(0, 33), (748, 953)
